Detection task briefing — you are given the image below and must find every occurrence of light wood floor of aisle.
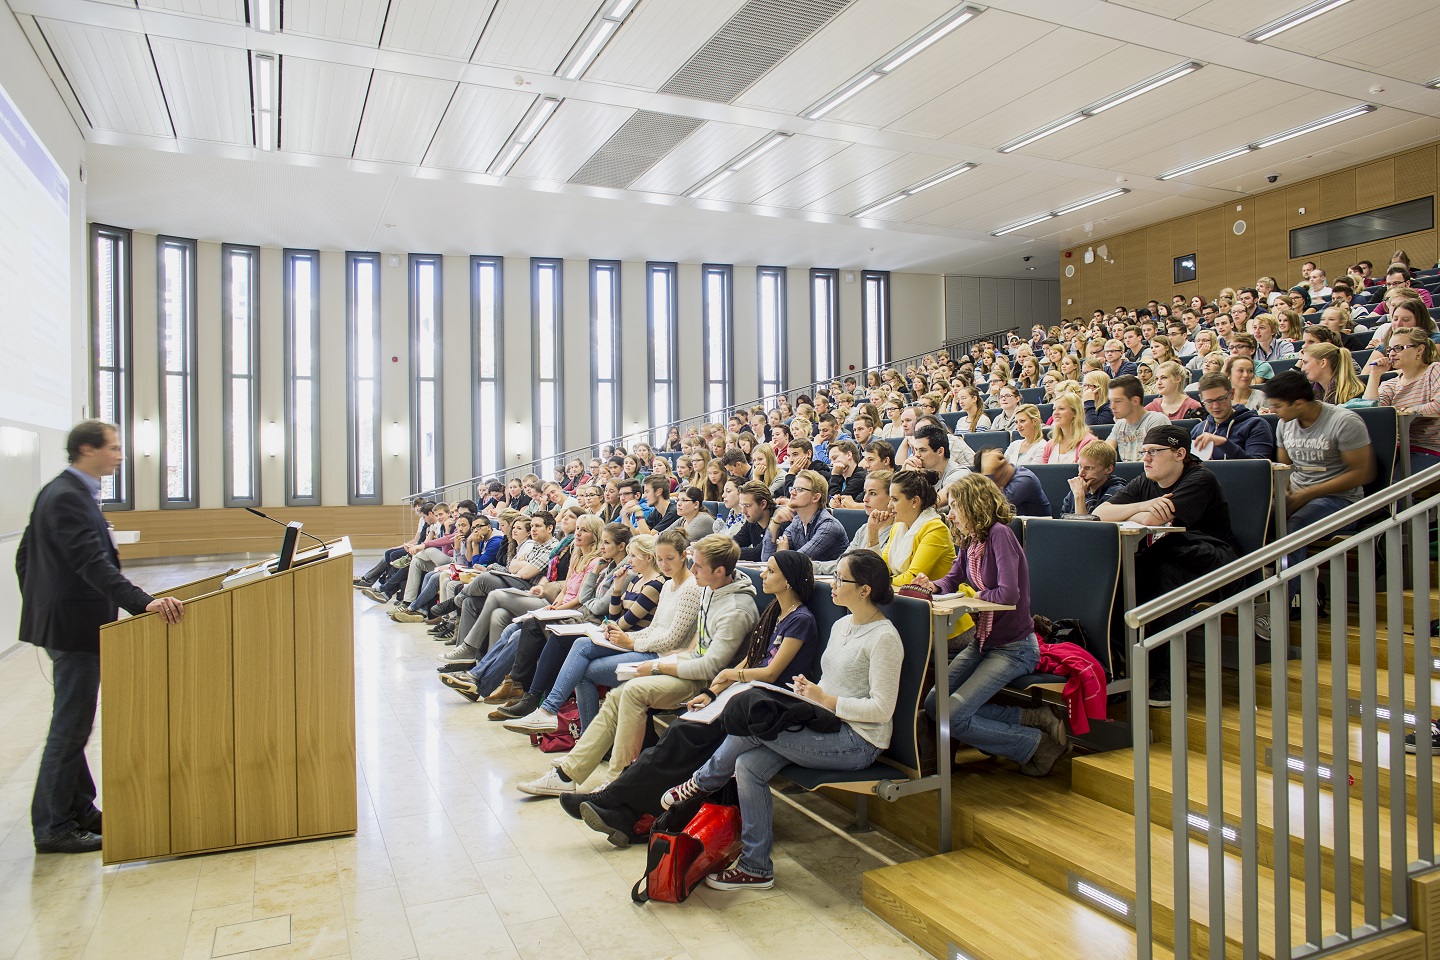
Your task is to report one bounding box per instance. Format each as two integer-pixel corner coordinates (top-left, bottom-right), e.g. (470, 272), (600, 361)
(0, 555), (931, 960)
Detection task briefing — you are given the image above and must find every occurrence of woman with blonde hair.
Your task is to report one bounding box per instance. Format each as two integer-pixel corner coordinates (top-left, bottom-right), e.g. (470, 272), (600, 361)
(749, 443), (779, 490)
(1004, 404), (1047, 466)
(1146, 361), (1202, 421)
(1274, 308), (1305, 343)
(1081, 370), (1111, 424)
(1016, 356), (1040, 389)
(1041, 393), (1095, 464)
(1186, 330), (1224, 372)
(1365, 327), (1440, 471)
(1225, 356), (1259, 408)
(954, 384), (991, 434)
(909, 474), (1066, 776)
(1301, 342), (1364, 405)
(1148, 337), (1176, 365)
(1058, 353), (1082, 382)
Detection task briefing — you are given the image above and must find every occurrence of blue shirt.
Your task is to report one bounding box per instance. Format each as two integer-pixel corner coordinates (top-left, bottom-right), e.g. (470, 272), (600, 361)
(1001, 466), (1051, 517)
(761, 508), (848, 562)
(66, 466), (102, 505)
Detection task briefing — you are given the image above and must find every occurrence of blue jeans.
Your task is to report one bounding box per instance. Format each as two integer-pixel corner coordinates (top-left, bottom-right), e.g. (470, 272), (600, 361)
(1287, 494), (1355, 600)
(469, 623), (523, 696)
(32, 649), (102, 841)
(1411, 451), (1440, 475)
(407, 569), (444, 612)
(693, 725), (881, 877)
(361, 546), (408, 583)
(922, 634), (1040, 764)
(540, 638), (652, 727)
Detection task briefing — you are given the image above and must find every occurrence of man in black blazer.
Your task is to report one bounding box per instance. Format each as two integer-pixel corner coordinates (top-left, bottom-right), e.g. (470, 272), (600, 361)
(17, 420), (184, 854)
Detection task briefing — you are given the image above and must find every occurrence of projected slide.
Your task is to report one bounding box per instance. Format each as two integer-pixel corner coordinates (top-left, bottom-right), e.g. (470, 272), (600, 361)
(0, 82), (70, 431)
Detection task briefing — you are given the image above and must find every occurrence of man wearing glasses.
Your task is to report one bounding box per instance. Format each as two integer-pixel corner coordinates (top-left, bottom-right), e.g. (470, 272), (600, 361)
(760, 469), (847, 562)
(1190, 374), (1274, 461)
(1095, 425), (1238, 707)
(1371, 265), (1434, 316)
(1102, 339), (1138, 379)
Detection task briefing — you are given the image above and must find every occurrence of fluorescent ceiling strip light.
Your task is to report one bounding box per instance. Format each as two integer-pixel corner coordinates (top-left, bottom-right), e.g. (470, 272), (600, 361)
(560, 17), (620, 80)
(852, 193), (906, 218)
(877, 6), (979, 73)
(489, 142), (525, 177)
(251, 52), (277, 152)
(1086, 62), (1202, 115)
(607, 0), (638, 17)
(997, 114), (1084, 154)
(1251, 104), (1375, 148)
(1246, 0), (1355, 42)
(1053, 188), (1129, 216)
(514, 97), (561, 144)
(489, 96), (561, 176)
(1158, 146), (1254, 180)
(729, 133), (790, 170)
(905, 162), (974, 195)
(992, 213), (1055, 237)
(804, 72), (882, 120)
(251, 0), (276, 33)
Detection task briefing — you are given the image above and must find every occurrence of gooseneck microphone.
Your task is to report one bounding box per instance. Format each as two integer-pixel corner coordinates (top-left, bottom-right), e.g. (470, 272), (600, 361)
(244, 507), (331, 553)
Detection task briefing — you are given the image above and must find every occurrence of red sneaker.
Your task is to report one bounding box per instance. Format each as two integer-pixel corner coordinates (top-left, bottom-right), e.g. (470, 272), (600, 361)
(705, 865), (774, 891)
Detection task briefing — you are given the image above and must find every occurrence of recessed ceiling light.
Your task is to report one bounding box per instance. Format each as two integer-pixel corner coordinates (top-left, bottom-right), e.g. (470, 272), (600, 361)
(997, 115), (1085, 154)
(1158, 146), (1255, 180)
(557, 0), (639, 81)
(488, 96), (562, 176)
(803, 73), (883, 121)
(904, 162), (975, 195)
(852, 193), (906, 218)
(1053, 188), (1130, 216)
(1250, 104), (1376, 148)
(685, 133), (793, 197)
(992, 213), (1056, 237)
(1245, 0), (1355, 42)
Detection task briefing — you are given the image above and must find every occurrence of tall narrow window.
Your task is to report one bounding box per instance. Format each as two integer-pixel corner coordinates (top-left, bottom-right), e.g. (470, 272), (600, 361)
(91, 224), (132, 509)
(647, 262), (678, 445)
(158, 236), (197, 508)
(702, 264), (733, 414)
(532, 258), (563, 476)
(471, 256), (503, 479)
(811, 268), (839, 384)
(591, 261), (621, 444)
(347, 252), (382, 504)
(222, 244), (260, 507)
(410, 255), (443, 493)
(285, 249), (320, 505)
(757, 266), (786, 401)
(862, 270), (891, 369)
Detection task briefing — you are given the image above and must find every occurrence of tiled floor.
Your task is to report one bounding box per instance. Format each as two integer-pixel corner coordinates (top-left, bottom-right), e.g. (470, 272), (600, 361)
(0, 556), (930, 960)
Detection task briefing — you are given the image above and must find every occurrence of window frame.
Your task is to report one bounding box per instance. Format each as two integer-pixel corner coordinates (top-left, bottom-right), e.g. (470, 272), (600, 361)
(647, 262), (678, 446)
(862, 270), (891, 370)
(701, 263), (734, 415)
(283, 248), (321, 506)
(221, 242), (261, 508)
(757, 265), (787, 401)
(90, 223), (133, 511)
(156, 234), (199, 509)
(346, 251), (383, 505)
(590, 260), (622, 445)
(810, 268), (839, 385)
(408, 253), (444, 494)
(531, 257), (564, 476)
(470, 255), (504, 481)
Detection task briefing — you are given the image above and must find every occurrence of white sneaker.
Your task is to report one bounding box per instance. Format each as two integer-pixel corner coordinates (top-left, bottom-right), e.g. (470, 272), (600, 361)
(438, 646), (477, 664)
(517, 767), (574, 796)
(503, 708), (558, 733)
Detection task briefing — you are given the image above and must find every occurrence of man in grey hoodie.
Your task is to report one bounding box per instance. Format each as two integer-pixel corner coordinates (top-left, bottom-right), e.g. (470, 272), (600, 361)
(516, 534), (759, 796)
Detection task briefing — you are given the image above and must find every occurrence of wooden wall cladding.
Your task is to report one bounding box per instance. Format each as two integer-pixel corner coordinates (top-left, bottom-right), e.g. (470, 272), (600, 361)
(1060, 141), (1439, 315)
(112, 505), (411, 560)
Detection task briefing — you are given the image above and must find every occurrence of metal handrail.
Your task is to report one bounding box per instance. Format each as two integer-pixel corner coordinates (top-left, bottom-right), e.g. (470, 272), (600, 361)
(406, 331), (1010, 500)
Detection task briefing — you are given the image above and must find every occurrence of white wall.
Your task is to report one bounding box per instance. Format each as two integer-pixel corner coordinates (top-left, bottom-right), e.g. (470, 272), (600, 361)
(113, 239), (944, 508)
(0, 8), (87, 657)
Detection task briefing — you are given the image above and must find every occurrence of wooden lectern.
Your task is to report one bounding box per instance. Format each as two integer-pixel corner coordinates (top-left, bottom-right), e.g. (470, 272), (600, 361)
(99, 538), (357, 864)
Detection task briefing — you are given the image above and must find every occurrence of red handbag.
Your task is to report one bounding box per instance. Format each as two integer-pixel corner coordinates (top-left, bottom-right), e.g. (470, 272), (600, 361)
(631, 802), (742, 904)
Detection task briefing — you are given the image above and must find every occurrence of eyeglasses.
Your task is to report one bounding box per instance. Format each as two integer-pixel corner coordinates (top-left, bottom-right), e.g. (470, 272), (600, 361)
(1139, 447), (1179, 458)
(791, 486), (816, 496)
(1200, 395), (1231, 405)
(834, 577), (860, 586)
(1387, 344), (1417, 355)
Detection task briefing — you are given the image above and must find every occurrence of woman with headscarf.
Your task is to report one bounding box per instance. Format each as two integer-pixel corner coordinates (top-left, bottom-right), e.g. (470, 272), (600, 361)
(555, 551), (820, 845)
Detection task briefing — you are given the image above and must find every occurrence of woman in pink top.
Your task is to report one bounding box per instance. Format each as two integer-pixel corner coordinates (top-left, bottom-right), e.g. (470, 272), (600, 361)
(1365, 322), (1440, 472)
(1145, 362), (1202, 421)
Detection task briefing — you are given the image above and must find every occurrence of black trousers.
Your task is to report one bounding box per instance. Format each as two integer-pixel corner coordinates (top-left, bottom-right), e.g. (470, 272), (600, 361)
(32, 650), (101, 840)
(600, 718), (729, 824)
(1134, 533), (1237, 681)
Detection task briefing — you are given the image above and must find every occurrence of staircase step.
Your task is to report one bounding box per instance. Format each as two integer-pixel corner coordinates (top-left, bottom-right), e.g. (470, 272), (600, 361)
(863, 848), (1174, 960)
(1315, 618), (1423, 670)
(1071, 746), (1422, 911)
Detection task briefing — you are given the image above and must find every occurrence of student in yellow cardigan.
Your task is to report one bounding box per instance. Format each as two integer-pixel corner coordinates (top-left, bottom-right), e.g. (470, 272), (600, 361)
(881, 469), (957, 587)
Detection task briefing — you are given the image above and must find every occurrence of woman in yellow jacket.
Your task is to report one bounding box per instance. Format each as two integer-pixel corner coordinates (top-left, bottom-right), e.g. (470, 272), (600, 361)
(881, 469), (957, 587)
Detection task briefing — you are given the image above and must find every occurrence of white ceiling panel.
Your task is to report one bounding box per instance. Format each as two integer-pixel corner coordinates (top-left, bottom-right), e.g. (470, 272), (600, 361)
(1261, 0), (1418, 56)
(629, 121), (772, 195)
(149, 38), (251, 144)
(1322, 4), (1440, 83)
(803, 152), (956, 215)
(283, 0), (390, 45)
(353, 71), (456, 164)
(752, 143), (903, 209)
(508, 99), (633, 181)
(471, 0), (597, 73)
(38, 19), (174, 137)
(380, 0), (498, 59)
(735, 0), (954, 115)
(860, 165), (1024, 224)
(422, 83), (534, 171)
(137, 0), (247, 21)
(698, 135), (849, 204)
(914, 171), (1078, 230)
(1175, 0), (1322, 33)
(829, 11), (1054, 130)
(585, 0), (746, 91)
(280, 57), (372, 156)
(947, 45), (1179, 151)
(1105, 0), (1206, 17)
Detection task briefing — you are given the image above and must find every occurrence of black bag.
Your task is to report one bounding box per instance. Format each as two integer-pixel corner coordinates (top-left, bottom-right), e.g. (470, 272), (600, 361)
(720, 686), (842, 740)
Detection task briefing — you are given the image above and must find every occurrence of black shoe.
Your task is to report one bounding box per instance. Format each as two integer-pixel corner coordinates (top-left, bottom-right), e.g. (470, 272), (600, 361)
(429, 598), (457, 620)
(579, 800), (635, 848)
(558, 791), (590, 820)
(440, 673), (481, 702)
(437, 661), (471, 674)
(497, 693), (540, 720)
(1148, 679), (1171, 708)
(430, 625), (455, 640)
(35, 828), (102, 854)
(77, 810), (102, 835)
(1406, 721), (1440, 754)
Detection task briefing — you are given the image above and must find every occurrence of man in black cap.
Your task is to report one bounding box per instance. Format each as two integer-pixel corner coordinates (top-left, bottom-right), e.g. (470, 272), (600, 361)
(1095, 424), (1238, 707)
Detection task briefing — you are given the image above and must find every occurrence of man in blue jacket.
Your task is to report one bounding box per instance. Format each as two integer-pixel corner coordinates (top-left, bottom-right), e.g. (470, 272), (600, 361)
(1190, 374), (1276, 461)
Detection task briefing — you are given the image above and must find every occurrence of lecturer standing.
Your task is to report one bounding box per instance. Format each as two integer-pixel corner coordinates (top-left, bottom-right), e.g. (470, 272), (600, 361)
(17, 420), (184, 854)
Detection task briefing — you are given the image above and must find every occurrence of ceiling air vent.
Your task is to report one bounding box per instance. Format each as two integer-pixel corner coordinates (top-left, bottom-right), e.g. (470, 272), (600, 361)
(658, 0), (852, 103)
(569, 110), (705, 189)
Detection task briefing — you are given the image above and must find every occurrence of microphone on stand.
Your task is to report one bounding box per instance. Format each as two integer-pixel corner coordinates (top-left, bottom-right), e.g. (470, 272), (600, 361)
(244, 507), (331, 555)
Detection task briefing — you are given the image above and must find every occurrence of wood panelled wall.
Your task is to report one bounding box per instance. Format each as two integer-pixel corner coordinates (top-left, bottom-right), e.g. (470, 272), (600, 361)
(113, 505), (412, 560)
(1059, 141), (1439, 316)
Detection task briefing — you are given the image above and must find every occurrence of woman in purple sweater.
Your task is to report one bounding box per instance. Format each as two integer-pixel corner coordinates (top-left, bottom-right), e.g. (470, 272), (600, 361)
(909, 474), (1069, 776)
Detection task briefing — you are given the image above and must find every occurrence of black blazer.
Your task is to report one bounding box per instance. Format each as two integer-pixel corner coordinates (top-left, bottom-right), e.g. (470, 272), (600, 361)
(15, 471), (154, 653)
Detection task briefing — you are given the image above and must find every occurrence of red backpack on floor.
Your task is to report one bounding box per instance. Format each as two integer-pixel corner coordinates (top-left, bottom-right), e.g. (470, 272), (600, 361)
(528, 699), (581, 753)
(631, 802), (742, 904)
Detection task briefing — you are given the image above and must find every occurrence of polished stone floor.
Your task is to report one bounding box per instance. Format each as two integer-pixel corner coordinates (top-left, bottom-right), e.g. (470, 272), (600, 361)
(0, 556), (929, 960)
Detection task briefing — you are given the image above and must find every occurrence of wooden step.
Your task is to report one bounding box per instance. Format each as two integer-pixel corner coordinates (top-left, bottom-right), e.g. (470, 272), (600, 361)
(863, 849), (1174, 960)
(1072, 746), (1422, 910)
(1315, 618), (1424, 671)
(1263, 659), (1440, 719)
